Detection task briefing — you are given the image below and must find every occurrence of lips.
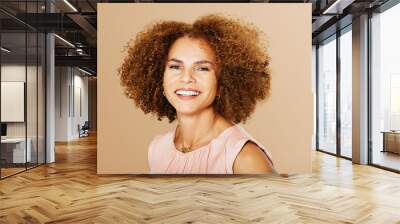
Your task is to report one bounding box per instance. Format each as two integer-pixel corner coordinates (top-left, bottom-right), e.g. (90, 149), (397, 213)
(175, 88), (201, 99)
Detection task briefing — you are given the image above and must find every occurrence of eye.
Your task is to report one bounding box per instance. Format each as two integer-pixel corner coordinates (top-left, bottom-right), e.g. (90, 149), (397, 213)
(168, 64), (181, 70)
(195, 66), (210, 72)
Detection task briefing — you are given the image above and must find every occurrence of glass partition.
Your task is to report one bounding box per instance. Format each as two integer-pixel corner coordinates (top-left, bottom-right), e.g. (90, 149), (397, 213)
(1, 31), (28, 177)
(27, 0), (39, 170)
(0, 1), (46, 179)
(38, 32), (45, 165)
(371, 3), (400, 171)
(339, 27), (352, 158)
(317, 35), (337, 154)
(27, 31), (38, 169)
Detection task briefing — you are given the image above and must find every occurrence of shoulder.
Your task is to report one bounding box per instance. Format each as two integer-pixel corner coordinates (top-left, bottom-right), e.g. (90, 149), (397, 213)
(222, 125), (274, 174)
(148, 130), (173, 157)
(233, 141), (275, 174)
(148, 130), (173, 169)
(148, 131), (172, 149)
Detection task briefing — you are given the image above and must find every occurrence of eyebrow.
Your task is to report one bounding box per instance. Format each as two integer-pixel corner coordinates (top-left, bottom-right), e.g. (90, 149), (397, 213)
(167, 58), (215, 65)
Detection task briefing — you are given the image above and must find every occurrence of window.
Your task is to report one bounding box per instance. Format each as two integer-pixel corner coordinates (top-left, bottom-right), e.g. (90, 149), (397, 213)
(317, 35), (337, 154)
(371, 2), (400, 171)
(340, 27), (352, 158)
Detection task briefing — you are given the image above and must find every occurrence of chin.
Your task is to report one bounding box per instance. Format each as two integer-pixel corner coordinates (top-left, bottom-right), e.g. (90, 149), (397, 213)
(168, 97), (215, 116)
(175, 107), (202, 116)
(174, 103), (216, 117)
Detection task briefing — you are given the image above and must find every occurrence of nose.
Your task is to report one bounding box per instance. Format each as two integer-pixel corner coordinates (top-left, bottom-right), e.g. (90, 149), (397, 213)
(180, 68), (195, 83)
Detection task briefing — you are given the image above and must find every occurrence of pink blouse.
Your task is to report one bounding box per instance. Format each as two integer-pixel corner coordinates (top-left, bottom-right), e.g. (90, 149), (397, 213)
(148, 125), (273, 174)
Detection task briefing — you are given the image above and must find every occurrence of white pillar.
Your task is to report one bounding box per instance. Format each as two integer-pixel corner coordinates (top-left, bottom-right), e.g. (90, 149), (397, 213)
(45, 0), (56, 163)
(46, 32), (55, 163)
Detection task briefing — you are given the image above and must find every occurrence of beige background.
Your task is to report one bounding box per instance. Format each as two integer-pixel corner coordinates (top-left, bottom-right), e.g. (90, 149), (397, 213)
(97, 3), (313, 174)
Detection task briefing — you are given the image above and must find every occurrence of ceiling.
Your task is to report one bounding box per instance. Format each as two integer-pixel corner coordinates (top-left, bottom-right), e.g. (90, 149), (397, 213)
(0, 0), (393, 75)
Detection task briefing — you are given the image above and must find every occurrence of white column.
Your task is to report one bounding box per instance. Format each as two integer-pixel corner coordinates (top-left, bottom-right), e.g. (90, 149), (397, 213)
(46, 32), (55, 163)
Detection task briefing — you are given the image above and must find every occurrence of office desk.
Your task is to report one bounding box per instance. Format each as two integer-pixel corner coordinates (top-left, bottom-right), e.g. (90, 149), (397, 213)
(381, 131), (400, 154)
(1, 138), (31, 163)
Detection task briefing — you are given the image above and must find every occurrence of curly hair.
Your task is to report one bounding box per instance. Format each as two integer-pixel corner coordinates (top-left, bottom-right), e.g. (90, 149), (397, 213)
(118, 14), (270, 123)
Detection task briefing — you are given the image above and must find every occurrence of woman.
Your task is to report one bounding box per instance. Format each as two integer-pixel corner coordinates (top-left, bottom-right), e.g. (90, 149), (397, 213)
(119, 14), (275, 174)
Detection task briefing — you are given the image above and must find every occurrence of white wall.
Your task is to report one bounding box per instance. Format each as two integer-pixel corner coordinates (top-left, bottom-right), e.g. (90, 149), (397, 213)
(72, 72), (89, 138)
(55, 67), (89, 141)
(55, 66), (70, 141)
(1, 82), (25, 122)
(1, 63), (46, 164)
(1, 65), (37, 137)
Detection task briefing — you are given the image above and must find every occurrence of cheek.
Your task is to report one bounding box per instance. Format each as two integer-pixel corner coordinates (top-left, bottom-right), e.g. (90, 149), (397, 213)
(204, 75), (218, 94)
(163, 72), (173, 91)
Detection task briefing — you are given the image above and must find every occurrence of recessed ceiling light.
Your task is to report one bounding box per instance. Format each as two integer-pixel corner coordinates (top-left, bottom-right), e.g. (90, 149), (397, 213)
(77, 67), (93, 76)
(323, 0), (355, 15)
(54, 34), (75, 48)
(1, 47), (11, 53)
(63, 0), (78, 12)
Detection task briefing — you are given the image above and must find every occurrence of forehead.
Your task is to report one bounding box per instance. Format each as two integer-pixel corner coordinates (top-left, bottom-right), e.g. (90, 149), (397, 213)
(167, 36), (216, 61)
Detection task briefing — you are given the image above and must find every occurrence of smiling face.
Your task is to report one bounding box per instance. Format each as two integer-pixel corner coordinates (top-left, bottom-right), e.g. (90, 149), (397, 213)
(163, 36), (218, 117)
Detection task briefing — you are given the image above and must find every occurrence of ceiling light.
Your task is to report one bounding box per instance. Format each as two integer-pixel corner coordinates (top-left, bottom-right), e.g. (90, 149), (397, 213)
(63, 0), (78, 12)
(76, 48), (85, 55)
(54, 34), (75, 48)
(323, 0), (355, 15)
(78, 67), (93, 76)
(1, 47), (11, 53)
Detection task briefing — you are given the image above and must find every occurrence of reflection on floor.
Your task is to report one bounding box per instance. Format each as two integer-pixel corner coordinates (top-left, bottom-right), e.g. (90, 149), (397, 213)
(373, 150), (400, 170)
(0, 167), (25, 177)
(0, 135), (400, 223)
(0, 163), (41, 178)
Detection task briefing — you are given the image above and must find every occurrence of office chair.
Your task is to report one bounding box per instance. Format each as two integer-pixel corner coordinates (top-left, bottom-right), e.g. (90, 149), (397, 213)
(79, 121), (90, 138)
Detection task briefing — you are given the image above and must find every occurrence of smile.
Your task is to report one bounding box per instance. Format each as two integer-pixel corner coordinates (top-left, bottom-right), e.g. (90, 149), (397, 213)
(175, 89), (201, 96)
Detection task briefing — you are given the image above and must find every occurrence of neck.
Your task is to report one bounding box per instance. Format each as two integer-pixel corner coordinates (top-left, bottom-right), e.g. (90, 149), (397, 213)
(175, 107), (219, 149)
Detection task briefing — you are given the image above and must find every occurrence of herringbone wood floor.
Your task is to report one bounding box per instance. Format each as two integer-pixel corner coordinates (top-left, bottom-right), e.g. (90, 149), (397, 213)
(1, 134), (400, 224)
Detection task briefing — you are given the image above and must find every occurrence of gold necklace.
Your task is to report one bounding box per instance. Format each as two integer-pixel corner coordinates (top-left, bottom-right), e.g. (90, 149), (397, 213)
(177, 123), (216, 153)
(180, 144), (191, 153)
(176, 127), (192, 153)
(179, 136), (211, 153)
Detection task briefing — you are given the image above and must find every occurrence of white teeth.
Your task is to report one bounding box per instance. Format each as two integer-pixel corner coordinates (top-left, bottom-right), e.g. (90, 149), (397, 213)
(176, 90), (200, 96)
